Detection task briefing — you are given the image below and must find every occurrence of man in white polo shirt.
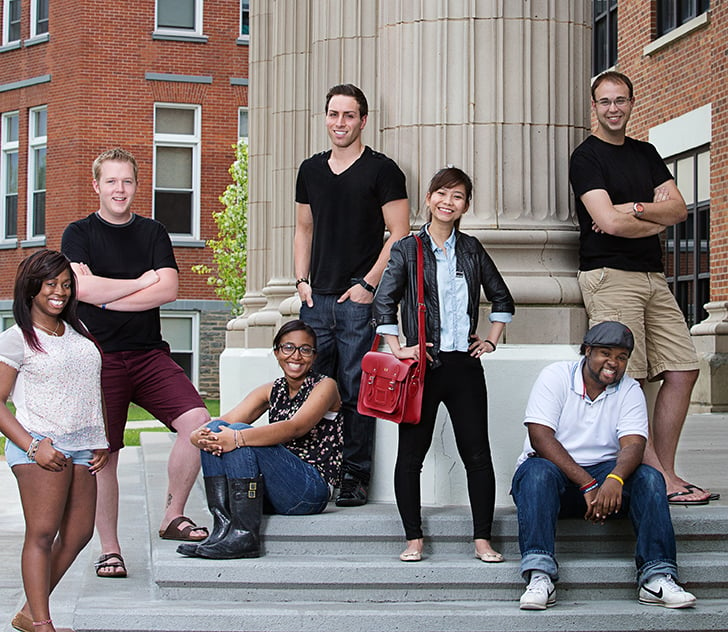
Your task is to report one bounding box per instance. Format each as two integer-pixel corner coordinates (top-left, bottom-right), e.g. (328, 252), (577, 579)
(511, 321), (696, 611)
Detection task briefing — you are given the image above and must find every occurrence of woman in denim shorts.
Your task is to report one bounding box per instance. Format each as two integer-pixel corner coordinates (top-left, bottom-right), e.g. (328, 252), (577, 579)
(0, 250), (109, 632)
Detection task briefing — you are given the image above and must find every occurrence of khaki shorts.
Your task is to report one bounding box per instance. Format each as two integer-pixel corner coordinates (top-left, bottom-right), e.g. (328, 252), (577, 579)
(577, 267), (699, 381)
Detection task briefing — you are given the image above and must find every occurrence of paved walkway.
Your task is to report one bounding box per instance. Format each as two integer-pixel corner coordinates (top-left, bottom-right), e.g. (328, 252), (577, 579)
(0, 412), (725, 629)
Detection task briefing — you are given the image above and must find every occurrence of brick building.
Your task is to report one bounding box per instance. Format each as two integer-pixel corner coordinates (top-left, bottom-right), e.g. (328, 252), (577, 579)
(0, 0), (251, 397)
(593, 0), (727, 409)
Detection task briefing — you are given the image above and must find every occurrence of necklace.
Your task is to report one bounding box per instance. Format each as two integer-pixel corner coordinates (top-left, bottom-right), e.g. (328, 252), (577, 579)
(33, 320), (61, 336)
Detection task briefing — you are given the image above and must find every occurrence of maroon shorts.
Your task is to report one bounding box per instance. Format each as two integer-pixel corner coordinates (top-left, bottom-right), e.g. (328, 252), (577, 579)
(102, 346), (206, 452)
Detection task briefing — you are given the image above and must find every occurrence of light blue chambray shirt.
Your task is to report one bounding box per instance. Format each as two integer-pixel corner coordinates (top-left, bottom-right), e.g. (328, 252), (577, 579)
(377, 226), (512, 346)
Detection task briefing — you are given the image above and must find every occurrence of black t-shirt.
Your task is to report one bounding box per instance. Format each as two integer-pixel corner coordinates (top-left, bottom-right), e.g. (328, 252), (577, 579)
(569, 135), (674, 272)
(295, 146), (407, 294)
(61, 212), (178, 352)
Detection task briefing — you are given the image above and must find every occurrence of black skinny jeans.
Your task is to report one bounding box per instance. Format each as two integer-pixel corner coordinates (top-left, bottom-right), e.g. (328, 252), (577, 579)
(394, 351), (496, 541)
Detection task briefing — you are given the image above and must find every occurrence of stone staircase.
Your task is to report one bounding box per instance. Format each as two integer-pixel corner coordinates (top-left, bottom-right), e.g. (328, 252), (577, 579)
(65, 433), (728, 632)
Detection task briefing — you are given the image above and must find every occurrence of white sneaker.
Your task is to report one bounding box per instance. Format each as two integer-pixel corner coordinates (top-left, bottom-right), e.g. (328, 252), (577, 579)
(639, 574), (696, 609)
(519, 573), (556, 610)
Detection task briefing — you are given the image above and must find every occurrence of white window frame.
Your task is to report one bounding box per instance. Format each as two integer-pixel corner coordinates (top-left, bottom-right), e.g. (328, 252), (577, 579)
(1, 111), (19, 244)
(30, 0), (49, 39)
(27, 105), (47, 240)
(239, 0), (249, 42)
(160, 311), (200, 387)
(153, 103), (201, 241)
(238, 106), (248, 142)
(3, 0), (21, 45)
(155, 0), (203, 37)
(1, 312), (14, 330)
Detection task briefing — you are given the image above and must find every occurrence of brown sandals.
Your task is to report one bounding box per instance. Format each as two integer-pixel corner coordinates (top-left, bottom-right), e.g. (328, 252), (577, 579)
(94, 552), (127, 578)
(159, 516), (209, 541)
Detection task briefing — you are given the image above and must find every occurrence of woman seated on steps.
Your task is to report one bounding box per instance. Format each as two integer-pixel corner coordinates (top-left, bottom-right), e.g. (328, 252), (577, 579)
(177, 319), (342, 559)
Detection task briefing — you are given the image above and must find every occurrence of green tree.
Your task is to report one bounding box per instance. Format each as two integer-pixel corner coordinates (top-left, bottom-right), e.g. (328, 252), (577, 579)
(192, 140), (248, 315)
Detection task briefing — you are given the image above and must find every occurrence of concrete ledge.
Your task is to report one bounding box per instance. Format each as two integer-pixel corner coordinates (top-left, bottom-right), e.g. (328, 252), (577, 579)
(221, 344), (581, 507)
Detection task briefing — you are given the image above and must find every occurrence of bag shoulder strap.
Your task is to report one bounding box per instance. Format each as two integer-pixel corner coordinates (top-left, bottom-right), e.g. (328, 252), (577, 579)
(369, 233), (427, 354)
(412, 234), (426, 363)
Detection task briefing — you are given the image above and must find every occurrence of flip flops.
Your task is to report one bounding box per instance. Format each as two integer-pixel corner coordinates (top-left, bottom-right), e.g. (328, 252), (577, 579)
(159, 516), (209, 541)
(667, 484), (719, 506)
(683, 484), (720, 502)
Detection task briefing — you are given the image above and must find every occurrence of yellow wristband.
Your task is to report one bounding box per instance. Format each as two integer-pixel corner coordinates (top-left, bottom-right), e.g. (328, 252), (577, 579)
(606, 473), (624, 486)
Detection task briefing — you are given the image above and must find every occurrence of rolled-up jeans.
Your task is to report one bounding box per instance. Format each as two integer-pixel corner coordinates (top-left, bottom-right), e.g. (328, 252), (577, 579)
(511, 456), (678, 586)
(201, 419), (329, 515)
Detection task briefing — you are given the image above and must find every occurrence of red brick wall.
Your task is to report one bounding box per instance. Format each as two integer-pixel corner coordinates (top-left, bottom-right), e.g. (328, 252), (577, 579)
(603, 1), (727, 302)
(0, 0), (248, 303)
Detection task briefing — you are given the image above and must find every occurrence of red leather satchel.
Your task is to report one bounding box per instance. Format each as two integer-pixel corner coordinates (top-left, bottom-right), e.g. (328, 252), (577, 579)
(357, 235), (426, 424)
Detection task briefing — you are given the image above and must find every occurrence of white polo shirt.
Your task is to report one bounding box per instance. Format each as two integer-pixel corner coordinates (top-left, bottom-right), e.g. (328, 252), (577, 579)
(515, 358), (648, 468)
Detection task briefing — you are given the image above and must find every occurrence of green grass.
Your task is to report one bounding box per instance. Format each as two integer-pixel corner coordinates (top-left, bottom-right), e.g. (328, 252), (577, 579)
(127, 399), (220, 422)
(0, 400), (220, 454)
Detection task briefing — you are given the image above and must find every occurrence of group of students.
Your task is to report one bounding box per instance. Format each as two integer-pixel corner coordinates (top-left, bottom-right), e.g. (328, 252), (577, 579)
(1, 71), (710, 631)
(0, 168), (513, 632)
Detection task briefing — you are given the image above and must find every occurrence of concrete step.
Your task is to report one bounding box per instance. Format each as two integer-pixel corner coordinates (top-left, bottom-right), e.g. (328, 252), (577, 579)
(140, 432), (728, 555)
(65, 431), (728, 632)
(72, 598), (728, 632)
(153, 551), (728, 602)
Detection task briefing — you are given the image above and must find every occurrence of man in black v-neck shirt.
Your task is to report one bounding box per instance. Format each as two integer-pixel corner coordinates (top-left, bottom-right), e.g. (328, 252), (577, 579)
(294, 84), (409, 505)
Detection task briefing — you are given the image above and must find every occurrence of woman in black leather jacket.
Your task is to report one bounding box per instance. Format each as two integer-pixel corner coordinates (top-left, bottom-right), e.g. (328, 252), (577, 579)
(372, 167), (515, 563)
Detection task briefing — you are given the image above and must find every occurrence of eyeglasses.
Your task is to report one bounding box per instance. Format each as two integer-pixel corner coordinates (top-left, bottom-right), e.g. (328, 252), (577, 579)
(275, 342), (316, 357)
(594, 97), (632, 108)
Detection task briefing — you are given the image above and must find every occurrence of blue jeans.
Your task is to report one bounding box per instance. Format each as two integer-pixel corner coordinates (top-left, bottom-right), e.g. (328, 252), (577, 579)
(301, 293), (375, 483)
(511, 457), (678, 586)
(201, 420), (329, 515)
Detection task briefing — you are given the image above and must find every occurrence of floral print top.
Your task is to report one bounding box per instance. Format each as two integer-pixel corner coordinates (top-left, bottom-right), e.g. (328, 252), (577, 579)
(269, 372), (343, 487)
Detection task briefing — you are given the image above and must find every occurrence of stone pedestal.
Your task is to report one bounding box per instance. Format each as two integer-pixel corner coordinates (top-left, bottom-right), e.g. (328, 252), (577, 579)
(690, 301), (728, 412)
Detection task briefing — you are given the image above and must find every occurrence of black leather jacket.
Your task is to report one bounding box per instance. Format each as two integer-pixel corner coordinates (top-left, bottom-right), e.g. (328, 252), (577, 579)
(373, 226), (515, 369)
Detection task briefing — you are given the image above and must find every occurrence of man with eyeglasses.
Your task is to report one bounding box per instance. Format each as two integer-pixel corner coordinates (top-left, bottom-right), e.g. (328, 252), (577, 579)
(294, 84), (409, 506)
(569, 71), (710, 507)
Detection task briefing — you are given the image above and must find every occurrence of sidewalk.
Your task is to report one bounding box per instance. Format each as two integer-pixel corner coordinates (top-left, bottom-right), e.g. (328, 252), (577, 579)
(0, 412), (725, 628)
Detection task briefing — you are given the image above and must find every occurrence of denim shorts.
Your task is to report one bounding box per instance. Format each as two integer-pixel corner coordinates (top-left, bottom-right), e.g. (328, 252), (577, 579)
(5, 431), (94, 468)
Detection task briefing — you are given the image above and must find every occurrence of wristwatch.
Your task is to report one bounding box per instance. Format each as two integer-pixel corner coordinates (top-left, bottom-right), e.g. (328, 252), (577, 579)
(633, 202), (645, 218)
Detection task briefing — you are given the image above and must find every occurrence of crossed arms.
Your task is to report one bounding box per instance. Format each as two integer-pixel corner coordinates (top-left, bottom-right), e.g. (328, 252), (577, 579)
(71, 262), (178, 311)
(581, 179), (687, 239)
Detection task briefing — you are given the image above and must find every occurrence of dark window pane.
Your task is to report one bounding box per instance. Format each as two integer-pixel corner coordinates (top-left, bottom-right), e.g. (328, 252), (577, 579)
(241, 0), (250, 36)
(658, 0), (709, 36)
(158, 0), (195, 29)
(170, 352), (192, 380)
(5, 195), (17, 237)
(155, 191), (192, 234)
(36, 0), (49, 34)
(664, 150), (710, 327)
(592, 0), (618, 75)
(33, 192), (45, 236)
(9, 0), (21, 41)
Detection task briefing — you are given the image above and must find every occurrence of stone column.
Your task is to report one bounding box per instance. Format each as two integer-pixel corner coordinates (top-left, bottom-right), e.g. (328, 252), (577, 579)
(221, 1), (593, 506)
(230, 0), (592, 350)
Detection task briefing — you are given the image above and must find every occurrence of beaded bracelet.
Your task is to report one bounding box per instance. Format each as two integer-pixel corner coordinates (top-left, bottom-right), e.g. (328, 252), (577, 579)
(26, 438), (40, 462)
(606, 473), (624, 486)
